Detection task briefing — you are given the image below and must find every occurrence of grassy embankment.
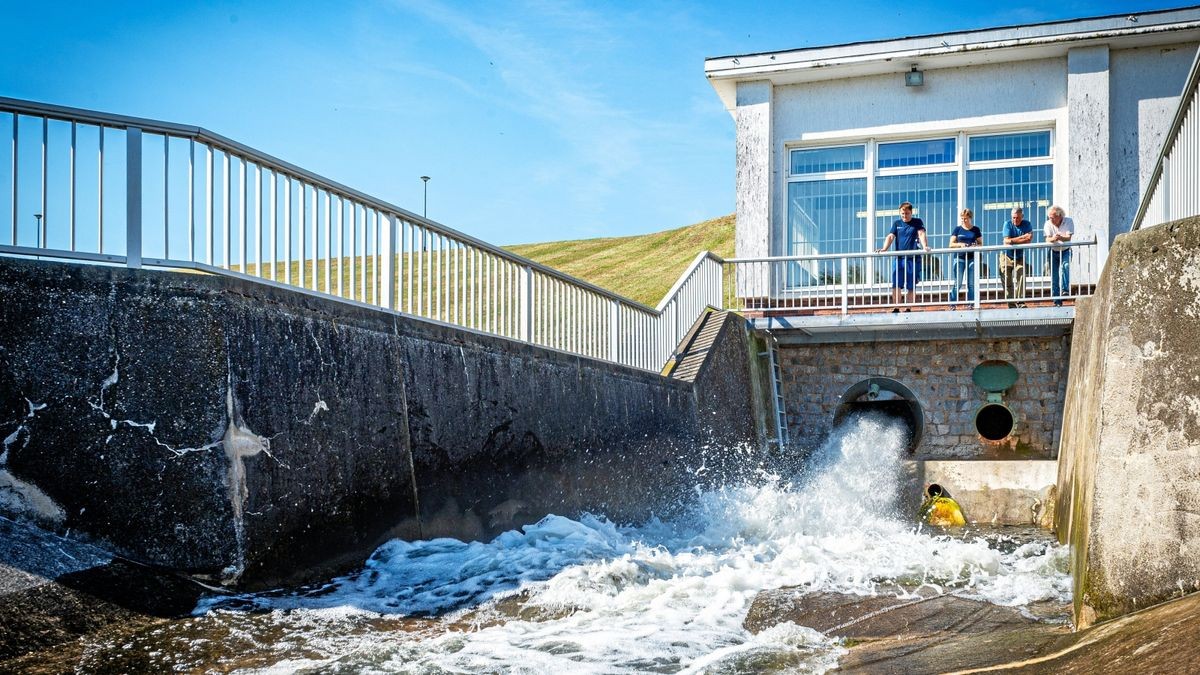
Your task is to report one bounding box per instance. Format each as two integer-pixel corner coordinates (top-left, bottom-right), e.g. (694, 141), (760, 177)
(507, 214), (735, 306)
(231, 214), (736, 309)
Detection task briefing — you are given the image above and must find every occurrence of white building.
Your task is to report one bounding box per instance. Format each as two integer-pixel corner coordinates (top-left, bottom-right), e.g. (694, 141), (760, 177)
(705, 7), (1200, 287)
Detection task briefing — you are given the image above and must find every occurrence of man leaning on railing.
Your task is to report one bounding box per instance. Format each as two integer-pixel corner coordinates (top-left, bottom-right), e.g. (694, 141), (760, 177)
(1000, 207), (1033, 308)
(876, 201), (931, 313)
(1044, 205), (1074, 307)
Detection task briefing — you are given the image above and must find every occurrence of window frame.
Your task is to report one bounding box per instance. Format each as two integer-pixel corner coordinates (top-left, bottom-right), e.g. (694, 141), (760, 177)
(782, 127), (1056, 292)
(785, 128), (1055, 235)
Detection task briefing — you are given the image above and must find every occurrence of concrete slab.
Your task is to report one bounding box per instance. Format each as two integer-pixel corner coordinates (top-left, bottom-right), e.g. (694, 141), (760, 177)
(919, 460), (1058, 526)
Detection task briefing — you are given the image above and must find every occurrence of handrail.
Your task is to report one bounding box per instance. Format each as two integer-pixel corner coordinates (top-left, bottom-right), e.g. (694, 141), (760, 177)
(0, 95), (725, 371)
(1130, 44), (1200, 230)
(0, 95), (666, 313)
(727, 239), (1093, 264)
(723, 239), (1098, 314)
(656, 250), (726, 312)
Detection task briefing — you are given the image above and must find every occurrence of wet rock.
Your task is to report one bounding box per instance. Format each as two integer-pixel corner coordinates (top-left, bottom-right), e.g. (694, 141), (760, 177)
(745, 586), (1200, 673)
(0, 516), (203, 665)
(744, 585), (1039, 639)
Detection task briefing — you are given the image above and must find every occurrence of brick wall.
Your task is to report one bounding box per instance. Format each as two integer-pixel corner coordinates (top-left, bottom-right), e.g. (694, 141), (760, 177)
(779, 336), (1070, 459)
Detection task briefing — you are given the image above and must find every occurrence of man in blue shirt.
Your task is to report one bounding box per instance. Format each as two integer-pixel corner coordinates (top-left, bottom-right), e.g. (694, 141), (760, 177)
(876, 201), (930, 312)
(1001, 207), (1033, 308)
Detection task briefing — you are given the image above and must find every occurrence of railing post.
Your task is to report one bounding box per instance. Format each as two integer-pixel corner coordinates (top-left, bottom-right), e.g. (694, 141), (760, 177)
(672, 300), (680, 351)
(972, 249), (981, 310)
(1161, 155), (1170, 226)
(382, 214), (397, 309)
(125, 127), (142, 268)
(840, 257), (849, 316)
(609, 299), (621, 363)
(520, 264), (533, 342)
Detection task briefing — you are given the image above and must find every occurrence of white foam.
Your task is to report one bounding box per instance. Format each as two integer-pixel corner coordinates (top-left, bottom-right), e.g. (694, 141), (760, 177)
(198, 413), (1071, 673)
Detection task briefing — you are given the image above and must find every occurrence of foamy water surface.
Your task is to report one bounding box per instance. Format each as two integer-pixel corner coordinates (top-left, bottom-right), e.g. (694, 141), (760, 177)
(91, 415), (1072, 673)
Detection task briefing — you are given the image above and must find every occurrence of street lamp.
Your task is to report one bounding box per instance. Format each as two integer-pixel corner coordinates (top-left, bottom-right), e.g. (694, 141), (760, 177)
(420, 176), (430, 218)
(33, 213), (43, 248)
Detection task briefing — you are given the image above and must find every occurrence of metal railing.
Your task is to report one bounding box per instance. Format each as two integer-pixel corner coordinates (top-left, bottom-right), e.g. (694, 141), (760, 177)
(0, 96), (722, 372)
(722, 240), (1096, 314)
(1132, 45), (1200, 230)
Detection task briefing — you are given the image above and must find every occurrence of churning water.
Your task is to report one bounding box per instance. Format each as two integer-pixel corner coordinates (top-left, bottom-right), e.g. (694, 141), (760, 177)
(79, 414), (1071, 673)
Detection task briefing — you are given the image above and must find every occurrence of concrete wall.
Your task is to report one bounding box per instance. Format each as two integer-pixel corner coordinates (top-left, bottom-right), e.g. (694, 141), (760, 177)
(1109, 43), (1198, 239)
(1056, 215), (1200, 628)
(758, 57), (1067, 263)
(0, 258), (760, 590)
(778, 336), (1070, 460)
(921, 460), (1057, 527)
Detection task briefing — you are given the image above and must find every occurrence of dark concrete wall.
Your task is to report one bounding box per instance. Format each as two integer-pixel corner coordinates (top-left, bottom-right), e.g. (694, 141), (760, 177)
(0, 258), (759, 589)
(668, 310), (761, 448)
(1056, 215), (1200, 628)
(395, 318), (701, 541)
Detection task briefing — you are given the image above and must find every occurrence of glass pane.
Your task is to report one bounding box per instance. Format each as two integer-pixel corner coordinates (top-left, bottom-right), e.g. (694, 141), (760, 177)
(969, 131), (1051, 162)
(787, 178), (867, 286)
(790, 145), (865, 175)
(877, 138), (955, 169)
(873, 172), (957, 283)
(966, 164), (1054, 280)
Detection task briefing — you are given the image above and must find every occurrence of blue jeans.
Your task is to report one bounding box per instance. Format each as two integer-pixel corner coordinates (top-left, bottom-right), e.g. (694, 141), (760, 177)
(1051, 249), (1071, 305)
(950, 255), (975, 303)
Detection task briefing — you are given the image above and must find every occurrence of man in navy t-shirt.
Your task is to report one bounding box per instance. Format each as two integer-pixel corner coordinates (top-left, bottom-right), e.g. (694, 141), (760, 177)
(875, 201), (930, 312)
(1001, 206), (1033, 307)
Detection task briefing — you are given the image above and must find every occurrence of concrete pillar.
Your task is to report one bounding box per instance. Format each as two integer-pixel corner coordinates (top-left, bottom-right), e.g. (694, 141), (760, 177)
(735, 81), (772, 299)
(1067, 45), (1111, 284)
(735, 81), (772, 258)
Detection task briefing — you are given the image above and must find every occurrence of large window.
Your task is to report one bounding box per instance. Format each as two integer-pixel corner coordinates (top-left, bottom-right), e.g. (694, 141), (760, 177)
(786, 130), (1053, 285)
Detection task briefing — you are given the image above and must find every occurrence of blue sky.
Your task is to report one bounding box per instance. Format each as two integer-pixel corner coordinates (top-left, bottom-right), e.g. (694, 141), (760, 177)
(1, 1), (1184, 245)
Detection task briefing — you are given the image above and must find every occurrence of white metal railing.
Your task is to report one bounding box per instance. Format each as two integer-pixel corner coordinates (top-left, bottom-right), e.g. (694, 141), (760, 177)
(722, 240), (1096, 314)
(0, 96), (722, 372)
(1132, 45), (1200, 230)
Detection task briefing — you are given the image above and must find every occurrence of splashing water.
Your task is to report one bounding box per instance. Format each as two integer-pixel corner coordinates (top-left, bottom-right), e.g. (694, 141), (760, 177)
(121, 414), (1070, 673)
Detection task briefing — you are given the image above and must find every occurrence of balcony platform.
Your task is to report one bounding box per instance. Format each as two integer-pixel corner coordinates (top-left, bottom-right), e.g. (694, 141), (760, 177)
(747, 303), (1075, 344)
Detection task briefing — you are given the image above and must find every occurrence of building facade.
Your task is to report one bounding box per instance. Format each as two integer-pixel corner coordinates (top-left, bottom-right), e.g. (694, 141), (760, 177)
(706, 8), (1200, 285)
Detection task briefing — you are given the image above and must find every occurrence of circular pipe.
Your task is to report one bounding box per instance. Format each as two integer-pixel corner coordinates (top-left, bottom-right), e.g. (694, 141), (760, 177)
(975, 403), (1016, 441)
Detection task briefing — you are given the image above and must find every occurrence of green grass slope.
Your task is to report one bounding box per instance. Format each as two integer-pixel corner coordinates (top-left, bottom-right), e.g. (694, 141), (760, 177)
(506, 214), (734, 307)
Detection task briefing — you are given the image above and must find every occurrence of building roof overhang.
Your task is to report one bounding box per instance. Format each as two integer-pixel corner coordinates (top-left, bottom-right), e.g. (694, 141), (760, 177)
(704, 6), (1200, 111)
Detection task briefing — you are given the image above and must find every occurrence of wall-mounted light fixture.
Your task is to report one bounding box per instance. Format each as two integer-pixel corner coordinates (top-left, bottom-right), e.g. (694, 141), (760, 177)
(905, 65), (924, 87)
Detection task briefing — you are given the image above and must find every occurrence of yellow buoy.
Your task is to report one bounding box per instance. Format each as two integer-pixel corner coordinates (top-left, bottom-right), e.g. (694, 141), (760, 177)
(920, 483), (966, 527)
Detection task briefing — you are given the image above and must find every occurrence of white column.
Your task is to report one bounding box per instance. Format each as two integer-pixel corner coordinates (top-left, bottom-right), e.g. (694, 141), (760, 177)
(735, 80), (773, 299)
(1067, 45), (1110, 285)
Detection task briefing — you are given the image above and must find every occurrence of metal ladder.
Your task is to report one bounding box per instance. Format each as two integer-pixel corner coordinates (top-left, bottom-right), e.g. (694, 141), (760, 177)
(760, 339), (789, 448)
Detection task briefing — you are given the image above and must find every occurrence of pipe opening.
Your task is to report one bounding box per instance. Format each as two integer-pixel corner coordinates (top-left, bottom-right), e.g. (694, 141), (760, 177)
(833, 378), (924, 453)
(975, 403), (1015, 441)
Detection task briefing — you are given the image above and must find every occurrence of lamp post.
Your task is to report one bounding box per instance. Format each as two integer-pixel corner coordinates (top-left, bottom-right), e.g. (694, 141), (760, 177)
(33, 213), (43, 248)
(420, 176), (430, 218)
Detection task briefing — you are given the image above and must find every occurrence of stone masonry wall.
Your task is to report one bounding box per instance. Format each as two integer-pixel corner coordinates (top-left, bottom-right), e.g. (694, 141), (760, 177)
(779, 336), (1071, 458)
